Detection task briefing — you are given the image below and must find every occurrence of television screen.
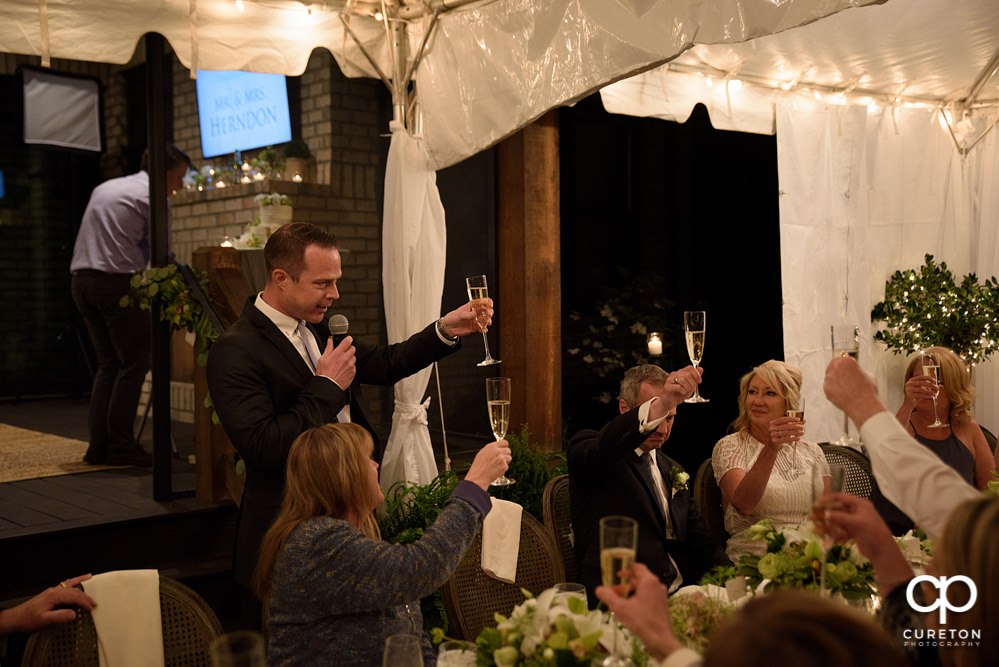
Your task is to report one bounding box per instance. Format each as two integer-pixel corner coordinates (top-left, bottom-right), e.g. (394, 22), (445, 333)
(22, 68), (103, 152)
(196, 70), (292, 158)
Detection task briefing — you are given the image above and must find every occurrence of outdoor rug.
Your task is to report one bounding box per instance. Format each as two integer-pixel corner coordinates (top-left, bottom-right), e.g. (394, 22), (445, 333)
(0, 424), (121, 483)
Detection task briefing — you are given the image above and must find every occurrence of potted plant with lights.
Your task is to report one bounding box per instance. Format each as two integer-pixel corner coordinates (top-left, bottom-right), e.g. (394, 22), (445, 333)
(871, 254), (999, 368)
(282, 138), (312, 182)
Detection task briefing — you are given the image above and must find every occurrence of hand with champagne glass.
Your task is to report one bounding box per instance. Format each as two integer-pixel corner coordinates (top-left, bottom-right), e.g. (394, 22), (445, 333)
(808, 463), (842, 595)
(486, 377), (515, 486)
(683, 311), (709, 403)
(830, 325), (861, 446)
(599, 515), (638, 667)
(465, 275), (500, 366)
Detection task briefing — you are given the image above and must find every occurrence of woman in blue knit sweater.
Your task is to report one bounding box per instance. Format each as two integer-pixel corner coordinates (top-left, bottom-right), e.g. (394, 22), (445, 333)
(254, 422), (510, 666)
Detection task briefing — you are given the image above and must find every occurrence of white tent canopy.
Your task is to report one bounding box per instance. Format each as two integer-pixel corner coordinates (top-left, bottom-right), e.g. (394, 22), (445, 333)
(3, 0), (998, 462)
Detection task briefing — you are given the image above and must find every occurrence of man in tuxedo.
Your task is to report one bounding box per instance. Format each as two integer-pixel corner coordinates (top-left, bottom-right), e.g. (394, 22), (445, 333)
(568, 364), (730, 602)
(207, 222), (488, 627)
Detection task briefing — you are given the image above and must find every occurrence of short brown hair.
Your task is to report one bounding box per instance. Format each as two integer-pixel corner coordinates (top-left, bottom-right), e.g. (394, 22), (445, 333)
(139, 143), (191, 172)
(703, 590), (907, 667)
(264, 222), (337, 281)
(619, 364), (669, 408)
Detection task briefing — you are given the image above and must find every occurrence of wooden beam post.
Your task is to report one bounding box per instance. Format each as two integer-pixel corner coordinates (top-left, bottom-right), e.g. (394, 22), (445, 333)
(497, 111), (561, 453)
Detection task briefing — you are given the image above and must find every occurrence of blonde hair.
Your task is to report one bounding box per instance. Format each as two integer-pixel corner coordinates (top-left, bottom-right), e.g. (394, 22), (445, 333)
(933, 496), (999, 667)
(703, 590), (906, 667)
(253, 423), (380, 604)
(729, 360), (802, 434)
(905, 347), (975, 425)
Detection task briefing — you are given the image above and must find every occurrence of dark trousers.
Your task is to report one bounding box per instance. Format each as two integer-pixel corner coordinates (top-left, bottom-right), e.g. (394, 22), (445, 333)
(70, 272), (150, 456)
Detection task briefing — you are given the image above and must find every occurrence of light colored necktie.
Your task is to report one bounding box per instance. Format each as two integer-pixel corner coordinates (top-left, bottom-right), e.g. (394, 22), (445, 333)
(297, 321), (318, 372)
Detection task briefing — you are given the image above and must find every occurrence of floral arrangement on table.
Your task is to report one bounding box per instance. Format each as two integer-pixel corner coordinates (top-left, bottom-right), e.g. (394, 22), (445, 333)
(433, 588), (647, 667)
(254, 192), (292, 207)
(895, 528), (934, 571)
(734, 519), (877, 603)
(668, 583), (738, 653)
(871, 253), (999, 366)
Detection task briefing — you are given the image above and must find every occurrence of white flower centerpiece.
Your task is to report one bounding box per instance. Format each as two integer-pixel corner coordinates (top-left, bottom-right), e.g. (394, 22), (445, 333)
(255, 192), (293, 226)
(435, 588), (648, 666)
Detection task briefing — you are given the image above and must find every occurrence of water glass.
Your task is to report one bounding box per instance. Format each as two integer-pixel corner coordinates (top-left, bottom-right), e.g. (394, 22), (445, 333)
(437, 640), (477, 666)
(552, 582), (588, 608)
(383, 633), (423, 667)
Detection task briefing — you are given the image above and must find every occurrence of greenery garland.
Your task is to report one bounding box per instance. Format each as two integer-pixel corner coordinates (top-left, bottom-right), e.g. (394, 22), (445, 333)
(870, 254), (999, 366)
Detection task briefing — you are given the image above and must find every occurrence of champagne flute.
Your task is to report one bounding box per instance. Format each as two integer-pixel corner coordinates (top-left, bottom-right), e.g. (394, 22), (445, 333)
(683, 311), (709, 403)
(811, 463), (845, 596)
(599, 516), (637, 667)
(920, 352), (949, 428)
(486, 377), (515, 486)
(466, 275), (500, 366)
(786, 396), (805, 475)
(830, 325), (860, 446)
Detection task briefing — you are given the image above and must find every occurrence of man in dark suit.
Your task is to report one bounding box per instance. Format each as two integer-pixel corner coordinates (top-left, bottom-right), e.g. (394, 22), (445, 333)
(207, 222), (488, 627)
(568, 364), (730, 603)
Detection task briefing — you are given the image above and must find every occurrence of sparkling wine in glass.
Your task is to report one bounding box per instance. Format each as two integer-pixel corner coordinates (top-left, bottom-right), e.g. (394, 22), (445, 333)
(466, 275), (500, 366)
(786, 396), (805, 475)
(811, 463), (845, 596)
(683, 311), (708, 403)
(486, 377), (514, 486)
(599, 515), (637, 667)
(920, 353), (948, 428)
(830, 325), (860, 446)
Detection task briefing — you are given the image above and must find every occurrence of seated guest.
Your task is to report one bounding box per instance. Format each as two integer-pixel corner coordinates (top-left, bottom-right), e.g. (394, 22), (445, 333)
(568, 364), (729, 604)
(0, 574), (97, 634)
(823, 492), (998, 667)
(712, 360), (828, 561)
(254, 423), (510, 666)
(871, 346), (996, 534)
(596, 562), (906, 667)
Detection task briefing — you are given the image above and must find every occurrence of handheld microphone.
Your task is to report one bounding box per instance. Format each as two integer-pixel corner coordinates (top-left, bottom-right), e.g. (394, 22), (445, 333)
(328, 313), (350, 346)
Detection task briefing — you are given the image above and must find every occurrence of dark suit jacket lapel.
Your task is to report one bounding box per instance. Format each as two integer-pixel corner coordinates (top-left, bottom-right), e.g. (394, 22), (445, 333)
(245, 302), (314, 378)
(626, 454), (668, 537)
(656, 454), (687, 540)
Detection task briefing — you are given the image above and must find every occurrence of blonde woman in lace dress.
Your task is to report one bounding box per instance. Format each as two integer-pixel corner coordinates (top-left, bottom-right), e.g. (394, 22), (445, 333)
(712, 360), (830, 562)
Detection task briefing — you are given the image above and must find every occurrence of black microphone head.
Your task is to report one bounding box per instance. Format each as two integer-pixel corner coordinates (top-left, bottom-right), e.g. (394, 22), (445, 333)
(329, 313), (349, 336)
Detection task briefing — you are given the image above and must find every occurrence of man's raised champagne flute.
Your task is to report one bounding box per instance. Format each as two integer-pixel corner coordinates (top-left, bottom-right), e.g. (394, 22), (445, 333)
(466, 275), (500, 366)
(920, 352), (948, 428)
(830, 325), (860, 446)
(811, 463), (844, 596)
(683, 311), (709, 403)
(486, 377), (514, 486)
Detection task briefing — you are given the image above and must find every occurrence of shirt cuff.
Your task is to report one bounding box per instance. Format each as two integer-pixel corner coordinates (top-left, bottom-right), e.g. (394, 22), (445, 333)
(638, 397), (668, 434)
(452, 480), (492, 516)
(436, 319), (459, 346)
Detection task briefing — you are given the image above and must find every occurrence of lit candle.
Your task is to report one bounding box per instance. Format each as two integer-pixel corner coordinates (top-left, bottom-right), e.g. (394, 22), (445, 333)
(241, 175), (251, 183)
(221, 236), (233, 248)
(253, 172), (265, 181)
(216, 181), (226, 189)
(292, 174), (303, 183)
(647, 333), (663, 357)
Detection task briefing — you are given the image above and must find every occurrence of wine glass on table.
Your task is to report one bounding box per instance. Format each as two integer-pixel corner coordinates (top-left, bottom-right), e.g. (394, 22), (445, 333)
(486, 377), (514, 486)
(920, 352), (949, 428)
(466, 275), (500, 366)
(599, 515), (638, 667)
(683, 311), (709, 403)
(382, 634), (422, 667)
(810, 463), (845, 596)
(786, 396), (805, 475)
(830, 325), (860, 446)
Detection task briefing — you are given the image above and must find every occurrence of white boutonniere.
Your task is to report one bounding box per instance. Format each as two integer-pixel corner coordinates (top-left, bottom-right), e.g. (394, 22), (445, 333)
(668, 465), (690, 495)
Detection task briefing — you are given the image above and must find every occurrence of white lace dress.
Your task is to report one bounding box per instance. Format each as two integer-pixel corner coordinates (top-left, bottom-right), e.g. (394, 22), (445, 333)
(712, 432), (829, 562)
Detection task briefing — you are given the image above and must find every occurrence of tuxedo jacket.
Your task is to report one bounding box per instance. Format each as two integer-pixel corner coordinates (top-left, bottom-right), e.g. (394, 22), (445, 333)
(567, 409), (730, 601)
(207, 299), (460, 586)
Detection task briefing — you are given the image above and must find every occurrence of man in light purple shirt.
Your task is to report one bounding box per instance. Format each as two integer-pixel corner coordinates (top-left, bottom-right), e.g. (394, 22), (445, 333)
(70, 145), (190, 466)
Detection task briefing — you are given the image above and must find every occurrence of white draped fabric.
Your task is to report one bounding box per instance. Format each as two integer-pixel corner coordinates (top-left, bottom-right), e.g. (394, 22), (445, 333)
(777, 101), (999, 442)
(379, 123), (448, 492)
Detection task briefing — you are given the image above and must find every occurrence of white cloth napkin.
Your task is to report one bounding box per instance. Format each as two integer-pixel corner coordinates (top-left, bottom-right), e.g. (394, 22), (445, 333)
(83, 570), (165, 667)
(481, 498), (523, 583)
